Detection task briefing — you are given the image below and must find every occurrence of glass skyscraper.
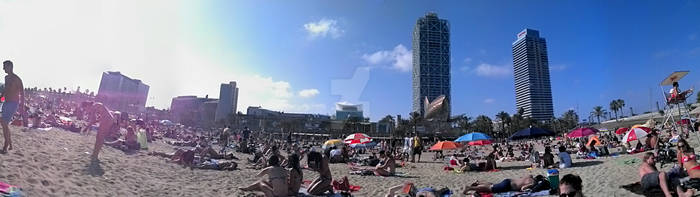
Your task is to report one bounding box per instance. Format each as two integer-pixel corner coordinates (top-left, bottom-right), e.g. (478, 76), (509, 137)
(512, 29), (554, 121)
(412, 12), (450, 118)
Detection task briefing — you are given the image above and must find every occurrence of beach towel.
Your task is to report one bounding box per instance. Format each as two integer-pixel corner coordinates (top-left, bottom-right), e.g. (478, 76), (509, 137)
(0, 181), (21, 197)
(296, 188), (344, 197)
(477, 189), (550, 197)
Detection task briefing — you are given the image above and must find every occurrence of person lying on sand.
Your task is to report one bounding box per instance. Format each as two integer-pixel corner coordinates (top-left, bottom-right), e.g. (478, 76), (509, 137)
(462, 175), (536, 194)
(149, 149), (195, 168)
(239, 155), (289, 197)
(81, 101), (115, 160)
(385, 183), (450, 197)
(639, 152), (692, 197)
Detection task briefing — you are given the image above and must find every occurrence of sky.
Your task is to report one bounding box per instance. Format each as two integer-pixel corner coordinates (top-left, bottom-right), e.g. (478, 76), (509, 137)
(0, 0), (699, 121)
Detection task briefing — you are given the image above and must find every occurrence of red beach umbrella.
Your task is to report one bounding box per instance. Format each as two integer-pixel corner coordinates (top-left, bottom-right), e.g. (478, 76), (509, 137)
(567, 128), (598, 138)
(623, 127), (650, 143)
(615, 128), (629, 135)
(468, 140), (492, 146)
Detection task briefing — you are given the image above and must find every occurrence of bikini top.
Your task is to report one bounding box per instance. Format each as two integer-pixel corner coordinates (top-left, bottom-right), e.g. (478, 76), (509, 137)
(682, 154), (696, 164)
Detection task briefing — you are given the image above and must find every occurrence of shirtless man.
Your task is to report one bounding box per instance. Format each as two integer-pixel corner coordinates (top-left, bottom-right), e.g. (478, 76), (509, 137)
(81, 101), (116, 159)
(462, 175), (536, 194)
(240, 155), (288, 197)
(1, 60), (24, 153)
(639, 152), (691, 197)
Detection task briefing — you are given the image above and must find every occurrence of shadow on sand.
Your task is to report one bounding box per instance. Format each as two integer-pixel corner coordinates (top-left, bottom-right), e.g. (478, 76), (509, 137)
(85, 158), (105, 176)
(572, 160), (604, 168)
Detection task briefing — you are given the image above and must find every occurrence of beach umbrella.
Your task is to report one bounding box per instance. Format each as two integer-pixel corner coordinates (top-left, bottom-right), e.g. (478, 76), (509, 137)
(615, 128), (629, 135)
(349, 141), (377, 149)
(567, 128), (598, 138)
(455, 132), (491, 142)
(428, 141), (462, 151)
(623, 127), (650, 143)
(468, 140), (492, 146)
(323, 139), (344, 149)
(344, 133), (372, 144)
(509, 127), (555, 140)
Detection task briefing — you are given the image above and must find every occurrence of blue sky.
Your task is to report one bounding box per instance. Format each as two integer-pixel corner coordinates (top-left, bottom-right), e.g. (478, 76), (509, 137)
(204, 1), (700, 121)
(1, 1), (698, 122)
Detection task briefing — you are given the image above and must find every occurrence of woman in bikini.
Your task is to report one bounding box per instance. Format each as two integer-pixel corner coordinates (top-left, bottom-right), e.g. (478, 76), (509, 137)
(239, 155), (289, 197)
(681, 150), (700, 178)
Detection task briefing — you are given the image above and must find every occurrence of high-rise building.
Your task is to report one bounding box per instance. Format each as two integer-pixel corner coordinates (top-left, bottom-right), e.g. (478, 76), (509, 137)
(215, 82), (239, 122)
(512, 29), (554, 121)
(170, 95), (217, 127)
(335, 103), (363, 121)
(96, 71), (149, 113)
(412, 12), (451, 118)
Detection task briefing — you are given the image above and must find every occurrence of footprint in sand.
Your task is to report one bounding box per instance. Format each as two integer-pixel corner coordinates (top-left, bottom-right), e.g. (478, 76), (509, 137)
(41, 180), (50, 186)
(27, 178), (38, 184)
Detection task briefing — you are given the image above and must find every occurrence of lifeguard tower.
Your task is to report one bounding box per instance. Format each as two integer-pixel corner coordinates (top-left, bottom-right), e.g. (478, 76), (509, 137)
(660, 71), (695, 132)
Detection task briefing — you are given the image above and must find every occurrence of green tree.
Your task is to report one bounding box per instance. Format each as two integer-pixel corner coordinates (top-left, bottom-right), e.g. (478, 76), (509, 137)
(495, 111), (511, 136)
(617, 99), (626, 117)
(609, 100), (620, 121)
(591, 106), (606, 124)
(455, 114), (473, 134)
(473, 115), (494, 136)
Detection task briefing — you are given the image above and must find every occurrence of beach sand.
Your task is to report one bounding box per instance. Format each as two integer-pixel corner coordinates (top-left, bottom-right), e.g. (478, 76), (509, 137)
(1, 126), (693, 196)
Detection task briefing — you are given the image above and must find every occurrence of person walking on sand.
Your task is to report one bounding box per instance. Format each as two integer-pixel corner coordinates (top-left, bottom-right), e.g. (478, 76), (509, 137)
(81, 101), (116, 160)
(1, 60), (24, 153)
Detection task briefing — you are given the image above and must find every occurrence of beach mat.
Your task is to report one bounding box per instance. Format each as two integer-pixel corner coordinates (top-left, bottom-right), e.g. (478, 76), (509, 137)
(297, 187), (345, 197)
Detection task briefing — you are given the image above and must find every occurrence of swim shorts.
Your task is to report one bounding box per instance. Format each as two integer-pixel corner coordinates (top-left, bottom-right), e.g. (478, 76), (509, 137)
(491, 179), (513, 193)
(1, 101), (19, 123)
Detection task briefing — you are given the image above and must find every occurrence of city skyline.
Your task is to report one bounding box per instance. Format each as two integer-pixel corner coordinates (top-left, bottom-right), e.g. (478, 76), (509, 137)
(0, 1), (698, 121)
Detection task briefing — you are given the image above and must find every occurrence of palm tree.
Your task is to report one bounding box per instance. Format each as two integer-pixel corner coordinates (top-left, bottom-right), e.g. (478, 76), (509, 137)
(617, 99), (625, 117)
(456, 114), (473, 134)
(495, 111), (510, 136)
(609, 100), (620, 121)
(591, 106), (606, 124)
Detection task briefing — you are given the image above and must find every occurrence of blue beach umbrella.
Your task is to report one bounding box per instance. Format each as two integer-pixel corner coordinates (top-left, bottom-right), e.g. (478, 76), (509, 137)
(455, 132), (492, 142)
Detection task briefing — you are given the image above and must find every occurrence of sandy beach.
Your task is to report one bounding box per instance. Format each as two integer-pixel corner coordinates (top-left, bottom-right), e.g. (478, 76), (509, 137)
(1, 126), (692, 196)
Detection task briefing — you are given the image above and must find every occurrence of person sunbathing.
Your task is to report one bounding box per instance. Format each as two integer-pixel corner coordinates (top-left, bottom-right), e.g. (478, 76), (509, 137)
(639, 152), (686, 197)
(681, 150), (700, 178)
(462, 175), (536, 194)
(374, 150), (396, 176)
(239, 155), (289, 197)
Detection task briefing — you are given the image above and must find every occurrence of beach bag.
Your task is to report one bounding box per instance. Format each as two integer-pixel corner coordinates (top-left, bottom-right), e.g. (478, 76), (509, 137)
(531, 176), (551, 192)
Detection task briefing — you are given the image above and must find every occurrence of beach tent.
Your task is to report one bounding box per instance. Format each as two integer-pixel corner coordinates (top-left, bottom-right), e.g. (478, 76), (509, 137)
(567, 128), (598, 138)
(509, 127), (554, 140)
(586, 136), (601, 147)
(455, 132), (491, 142)
(428, 141), (462, 151)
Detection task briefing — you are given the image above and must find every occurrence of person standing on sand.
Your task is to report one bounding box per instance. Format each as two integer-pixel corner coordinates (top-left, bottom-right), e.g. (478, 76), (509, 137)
(81, 101), (115, 159)
(1, 60), (24, 153)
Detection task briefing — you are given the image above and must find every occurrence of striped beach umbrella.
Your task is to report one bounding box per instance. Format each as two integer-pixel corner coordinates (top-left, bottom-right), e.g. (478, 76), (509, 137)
(344, 133), (372, 145)
(623, 127), (650, 143)
(615, 128), (629, 135)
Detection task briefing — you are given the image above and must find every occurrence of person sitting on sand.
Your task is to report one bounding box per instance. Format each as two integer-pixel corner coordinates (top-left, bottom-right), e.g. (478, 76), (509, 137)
(484, 150), (498, 171)
(680, 150), (700, 179)
(240, 155), (289, 197)
(307, 151), (333, 195)
(81, 101), (115, 159)
(104, 126), (139, 152)
(558, 146), (573, 168)
(374, 150), (396, 176)
(559, 174), (583, 197)
(462, 175), (536, 194)
(639, 152), (690, 197)
(287, 154), (303, 196)
(542, 146), (555, 168)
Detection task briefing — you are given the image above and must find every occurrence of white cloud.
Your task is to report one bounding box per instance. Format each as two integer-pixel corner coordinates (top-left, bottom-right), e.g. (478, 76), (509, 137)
(361, 44), (412, 72)
(0, 0), (325, 114)
(298, 89), (320, 98)
(474, 63), (512, 77)
(464, 57), (472, 63)
(303, 18), (343, 39)
(483, 98), (495, 104)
